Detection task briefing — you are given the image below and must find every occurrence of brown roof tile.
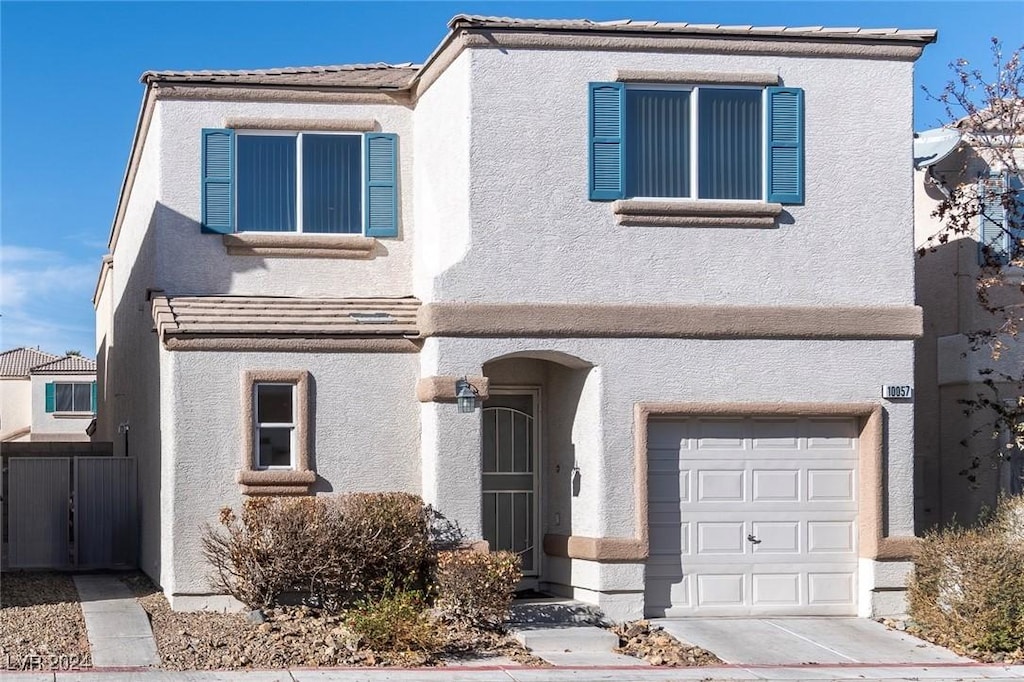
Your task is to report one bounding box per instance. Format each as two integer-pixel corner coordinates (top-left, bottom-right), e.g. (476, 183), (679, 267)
(142, 63), (419, 88)
(152, 295), (420, 339)
(0, 348), (61, 378)
(30, 355), (97, 375)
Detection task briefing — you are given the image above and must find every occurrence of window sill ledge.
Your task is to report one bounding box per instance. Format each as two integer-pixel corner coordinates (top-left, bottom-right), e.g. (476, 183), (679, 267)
(223, 233), (379, 259)
(53, 412), (95, 419)
(613, 200), (783, 228)
(237, 469), (316, 495)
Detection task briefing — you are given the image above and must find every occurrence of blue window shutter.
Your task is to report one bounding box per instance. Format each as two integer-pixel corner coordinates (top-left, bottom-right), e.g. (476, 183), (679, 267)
(978, 171), (1008, 264)
(201, 128), (235, 234)
(45, 382), (55, 413)
(364, 133), (398, 238)
(589, 82), (626, 201)
(767, 87), (804, 204)
(91, 381), (98, 413)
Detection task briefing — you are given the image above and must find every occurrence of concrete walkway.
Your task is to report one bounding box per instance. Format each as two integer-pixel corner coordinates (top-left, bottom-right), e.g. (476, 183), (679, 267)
(658, 617), (969, 666)
(73, 574), (160, 668)
(4, 663), (1024, 681)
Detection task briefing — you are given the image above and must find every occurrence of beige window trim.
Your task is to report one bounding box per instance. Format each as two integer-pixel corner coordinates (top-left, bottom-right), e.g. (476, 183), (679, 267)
(222, 233), (378, 259)
(613, 200), (783, 228)
(238, 369), (314, 495)
(615, 70), (780, 86)
(223, 117), (378, 132)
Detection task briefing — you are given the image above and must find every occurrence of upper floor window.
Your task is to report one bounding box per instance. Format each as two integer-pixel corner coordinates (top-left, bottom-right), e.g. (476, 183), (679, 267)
(200, 129), (398, 238)
(45, 381), (96, 413)
(589, 82), (804, 205)
(978, 171), (1024, 265)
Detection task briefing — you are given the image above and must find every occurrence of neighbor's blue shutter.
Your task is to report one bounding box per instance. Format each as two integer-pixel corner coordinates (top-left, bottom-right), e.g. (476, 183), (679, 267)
(589, 82), (626, 201)
(978, 171), (1008, 264)
(45, 382), (55, 413)
(766, 87), (804, 204)
(364, 133), (398, 238)
(90, 381), (98, 413)
(201, 128), (235, 234)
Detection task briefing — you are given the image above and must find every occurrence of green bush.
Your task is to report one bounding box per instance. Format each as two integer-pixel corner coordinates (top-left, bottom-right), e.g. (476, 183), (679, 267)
(345, 589), (438, 652)
(908, 495), (1024, 653)
(201, 493), (433, 611)
(433, 549), (521, 629)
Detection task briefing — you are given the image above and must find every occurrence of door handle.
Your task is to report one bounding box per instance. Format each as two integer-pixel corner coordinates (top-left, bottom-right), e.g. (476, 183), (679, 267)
(747, 534), (762, 545)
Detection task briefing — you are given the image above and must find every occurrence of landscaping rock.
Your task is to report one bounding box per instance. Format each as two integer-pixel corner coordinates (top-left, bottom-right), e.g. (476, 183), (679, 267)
(0, 573), (91, 668)
(246, 609), (266, 624)
(610, 619), (721, 667)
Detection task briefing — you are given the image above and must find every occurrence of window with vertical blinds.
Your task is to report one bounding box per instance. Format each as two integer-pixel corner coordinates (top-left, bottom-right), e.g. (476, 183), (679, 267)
(621, 86), (764, 201)
(235, 132), (362, 233)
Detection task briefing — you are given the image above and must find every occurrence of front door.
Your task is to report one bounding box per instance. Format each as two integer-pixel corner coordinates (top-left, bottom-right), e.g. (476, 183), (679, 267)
(481, 389), (539, 577)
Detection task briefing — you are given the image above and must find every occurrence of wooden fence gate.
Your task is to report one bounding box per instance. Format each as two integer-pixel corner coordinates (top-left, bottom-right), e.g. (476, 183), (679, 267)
(5, 457), (137, 569)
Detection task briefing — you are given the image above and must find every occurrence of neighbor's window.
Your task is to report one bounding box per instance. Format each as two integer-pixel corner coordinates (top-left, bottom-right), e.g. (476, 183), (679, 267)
(253, 382), (296, 469)
(55, 382), (93, 412)
(236, 132), (362, 234)
(625, 87), (763, 201)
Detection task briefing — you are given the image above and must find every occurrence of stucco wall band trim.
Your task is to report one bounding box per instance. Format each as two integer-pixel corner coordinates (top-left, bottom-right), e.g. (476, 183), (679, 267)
(221, 233), (378, 259)
(239, 370), (313, 495)
(418, 304), (924, 340)
(223, 118), (379, 132)
(543, 533), (647, 561)
(416, 375), (490, 403)
(615, 70), (780, 86)
(633, 402), (918, 562)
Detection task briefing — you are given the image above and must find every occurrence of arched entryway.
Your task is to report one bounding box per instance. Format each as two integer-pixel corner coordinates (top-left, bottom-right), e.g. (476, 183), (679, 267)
(481, 351), (596, 588)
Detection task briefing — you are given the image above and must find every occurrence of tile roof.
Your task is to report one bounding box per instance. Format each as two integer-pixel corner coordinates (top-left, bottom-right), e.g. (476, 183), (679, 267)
(142, 63), (419, 88)
(447, 15), (938, 42)
(152, 296), (421, 339)
(0, 348), (61, 377)
(30, 355), (97, 374)
(138, 16), (935, 90)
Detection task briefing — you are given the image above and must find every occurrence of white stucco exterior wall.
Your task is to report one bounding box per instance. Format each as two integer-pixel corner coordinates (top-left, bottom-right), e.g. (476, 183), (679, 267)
(29, 373), (95, 439)
(155, 99), (415, 299)
(422, 48), (916, 306)
(163, 349), (421, 599)
(0, 378), (32, 440)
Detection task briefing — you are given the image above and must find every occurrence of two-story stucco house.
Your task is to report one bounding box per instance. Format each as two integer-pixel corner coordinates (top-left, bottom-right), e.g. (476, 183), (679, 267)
(95, 15), (936, 621)
(0, 347), (97, 443)
(913, 116), (1023, 531)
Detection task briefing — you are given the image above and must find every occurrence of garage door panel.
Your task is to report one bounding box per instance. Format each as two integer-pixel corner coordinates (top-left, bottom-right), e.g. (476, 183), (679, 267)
(646, 416), (859, 617)
(697, 469), (745, 502)
(696, 522), (746, 554)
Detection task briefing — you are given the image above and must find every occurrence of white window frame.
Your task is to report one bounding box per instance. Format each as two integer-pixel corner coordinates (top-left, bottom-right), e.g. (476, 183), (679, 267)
(54, 382), (92, 413)
(235, 130), (365, 234)
(253, 381), (297, 470)
(624, 84), (767, 203)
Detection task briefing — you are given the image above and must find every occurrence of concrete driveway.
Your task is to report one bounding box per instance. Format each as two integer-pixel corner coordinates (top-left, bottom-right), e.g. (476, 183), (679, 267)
(657, 617), (970, 665)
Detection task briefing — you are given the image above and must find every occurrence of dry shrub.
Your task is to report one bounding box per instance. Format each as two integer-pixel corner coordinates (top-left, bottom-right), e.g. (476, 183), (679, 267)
(345, 589), (438, 653)
(433, 550), (521, 629)
(908, 495), (1024, 653)
(201, 493), (433, 611)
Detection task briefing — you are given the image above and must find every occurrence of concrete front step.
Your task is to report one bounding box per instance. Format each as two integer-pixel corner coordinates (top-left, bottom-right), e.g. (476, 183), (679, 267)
(512, 625), (620, 653)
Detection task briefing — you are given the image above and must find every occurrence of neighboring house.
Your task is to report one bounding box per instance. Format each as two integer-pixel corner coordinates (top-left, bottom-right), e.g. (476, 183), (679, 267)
(913, 119), (1024, 530)
(95, 15), (935, 620)
(0, 348), (97, 442)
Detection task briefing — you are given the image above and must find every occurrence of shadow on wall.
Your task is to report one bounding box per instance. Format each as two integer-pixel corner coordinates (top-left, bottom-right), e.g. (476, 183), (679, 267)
(914, 206), (1022, 531)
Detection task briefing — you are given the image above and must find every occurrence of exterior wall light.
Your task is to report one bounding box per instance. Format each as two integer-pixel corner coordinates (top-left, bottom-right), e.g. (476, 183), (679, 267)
(455, 377), (479, 413)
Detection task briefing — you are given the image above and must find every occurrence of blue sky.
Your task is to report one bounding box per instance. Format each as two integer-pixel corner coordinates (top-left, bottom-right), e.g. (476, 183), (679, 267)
(1, 1), (1020, 356)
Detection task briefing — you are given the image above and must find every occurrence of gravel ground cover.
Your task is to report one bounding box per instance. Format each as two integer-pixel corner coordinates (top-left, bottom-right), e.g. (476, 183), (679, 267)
(878, 617), (1024, 664)
(0, 572), (91, 668)
(121, 573), (542, 670)
(612, 620), (722, 666)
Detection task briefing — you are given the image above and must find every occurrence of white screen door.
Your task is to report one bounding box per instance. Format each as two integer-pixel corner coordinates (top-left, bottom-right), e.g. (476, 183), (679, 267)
(482, 390), (539, 576)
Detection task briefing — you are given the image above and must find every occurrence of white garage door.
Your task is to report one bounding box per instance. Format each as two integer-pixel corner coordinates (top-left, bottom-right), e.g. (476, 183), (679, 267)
(645, 416), (859, 617)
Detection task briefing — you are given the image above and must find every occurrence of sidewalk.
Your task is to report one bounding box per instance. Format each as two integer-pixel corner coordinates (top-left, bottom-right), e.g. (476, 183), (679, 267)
(4, 663), (1024, 681)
